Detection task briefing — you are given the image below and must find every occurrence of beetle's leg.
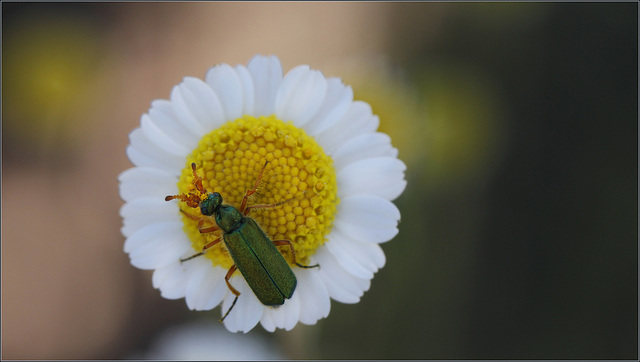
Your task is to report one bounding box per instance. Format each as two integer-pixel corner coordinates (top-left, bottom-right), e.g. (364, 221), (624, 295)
(198, 224), (220, 234)
(243, 191), (307, 216)
(243, 198), (290, 215)
(202, 236), (223, 252)
(239, 161), (270, 213)
(179, 210), (220, 234)
(181, 210), (207, 230)
(180, 236), (222, 262)
(180, 209), (201, 220)
(220, 265), (240, 322)
(180, 252), (205, 263)
(272, 239), (320, 269)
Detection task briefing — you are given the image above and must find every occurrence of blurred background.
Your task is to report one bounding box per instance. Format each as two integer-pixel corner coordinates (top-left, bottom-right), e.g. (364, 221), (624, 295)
(2, 2), (637, 359)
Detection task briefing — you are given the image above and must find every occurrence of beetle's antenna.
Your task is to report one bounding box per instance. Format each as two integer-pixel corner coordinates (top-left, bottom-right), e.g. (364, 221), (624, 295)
(165, 163), (209, 208)
(189, 163), (207, 194)
(165, 193), (200, 208)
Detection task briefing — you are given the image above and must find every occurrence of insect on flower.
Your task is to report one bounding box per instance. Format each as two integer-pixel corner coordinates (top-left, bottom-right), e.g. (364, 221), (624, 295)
(120, 55), (406, 332)
(165, 161), (319, 321)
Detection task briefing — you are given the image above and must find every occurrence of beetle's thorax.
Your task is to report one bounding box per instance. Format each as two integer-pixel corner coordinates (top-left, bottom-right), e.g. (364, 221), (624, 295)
(215, 204), (244, 232)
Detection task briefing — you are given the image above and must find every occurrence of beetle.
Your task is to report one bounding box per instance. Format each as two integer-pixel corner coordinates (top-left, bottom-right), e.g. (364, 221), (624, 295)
(165, 161), (318, 322)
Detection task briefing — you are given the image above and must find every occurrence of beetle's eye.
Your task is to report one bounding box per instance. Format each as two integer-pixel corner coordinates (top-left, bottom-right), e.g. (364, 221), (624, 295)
(200, 204), (212, 216)
(198, 193), (220, 216)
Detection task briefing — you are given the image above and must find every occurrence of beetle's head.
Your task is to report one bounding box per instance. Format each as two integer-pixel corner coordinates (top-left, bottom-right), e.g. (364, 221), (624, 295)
(200, 192), (222, 216)
(165, 163), (210, 209)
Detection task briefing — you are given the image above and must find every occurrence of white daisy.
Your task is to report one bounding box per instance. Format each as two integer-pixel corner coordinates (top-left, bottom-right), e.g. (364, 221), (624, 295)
(119, 55), (406, 333)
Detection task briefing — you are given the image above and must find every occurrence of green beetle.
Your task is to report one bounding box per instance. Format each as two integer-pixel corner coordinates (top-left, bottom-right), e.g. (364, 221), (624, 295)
(166, 162), (318, 321)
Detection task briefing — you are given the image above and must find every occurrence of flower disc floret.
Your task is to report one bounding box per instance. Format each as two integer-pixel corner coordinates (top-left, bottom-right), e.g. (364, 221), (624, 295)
(178, 115), (338, 269)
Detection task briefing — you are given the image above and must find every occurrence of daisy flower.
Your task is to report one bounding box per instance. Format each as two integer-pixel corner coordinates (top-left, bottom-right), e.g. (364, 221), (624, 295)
(119, 55), (406, 333)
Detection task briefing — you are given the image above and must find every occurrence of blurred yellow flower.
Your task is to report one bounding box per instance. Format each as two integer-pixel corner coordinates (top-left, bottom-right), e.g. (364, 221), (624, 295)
(419, 62), (507, 187)
(3, 10), (104, 154)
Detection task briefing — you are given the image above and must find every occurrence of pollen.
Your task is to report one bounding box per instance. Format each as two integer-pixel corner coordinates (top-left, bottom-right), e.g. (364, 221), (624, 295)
(176, 115), (339, 269)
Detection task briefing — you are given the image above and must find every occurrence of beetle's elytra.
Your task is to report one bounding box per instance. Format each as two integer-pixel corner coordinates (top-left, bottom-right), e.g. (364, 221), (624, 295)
(166, 161), (319, 322)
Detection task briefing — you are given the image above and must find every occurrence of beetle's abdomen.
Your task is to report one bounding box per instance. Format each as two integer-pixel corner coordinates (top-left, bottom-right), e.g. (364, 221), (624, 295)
(223, 218), (297, 306)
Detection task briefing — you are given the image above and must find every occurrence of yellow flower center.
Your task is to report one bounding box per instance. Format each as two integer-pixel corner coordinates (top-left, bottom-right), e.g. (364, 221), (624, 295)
(176, 115), (338, 268)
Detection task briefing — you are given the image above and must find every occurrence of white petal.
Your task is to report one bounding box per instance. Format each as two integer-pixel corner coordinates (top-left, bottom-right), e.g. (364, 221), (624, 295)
(124, 220), (181, 253)
(303, 77), (353, 136)
(152, 261), (189, 300)
(127, 128), (184, 171)
(315, 247), (370, 304)
(294, 267), (330, 325)
(221, 276), (263, 333)
(148, 99), (201, 148)
(314, 101), (379, 155)
(234, 64), (255, 116)
(171, 77), (225, 135)
(247, 55), (282, 116)
(261, 291), (301, 331)
(126, 222), (193, 270)
(183, 77), (228, 129)
(275, 65), (327, 127)
(259, 307), (276, 332)
(197, 268), (229, 311)
(118, 167), (177, 202)
(128, 235), (191, 270)
(169, 83), (207, 136)
(334, 195), (400, 243)
(332, 132), (398, 171)
(120, 198), (178, 237)
(185, 258), (227, 311)
(324, 229), (385, 279)
(141, 114), (190, 158)
(356, 238), (386, 269)
(337, 157), (407, 201)
(205, 63), (244, 121)
(282, 292), (302, 331)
